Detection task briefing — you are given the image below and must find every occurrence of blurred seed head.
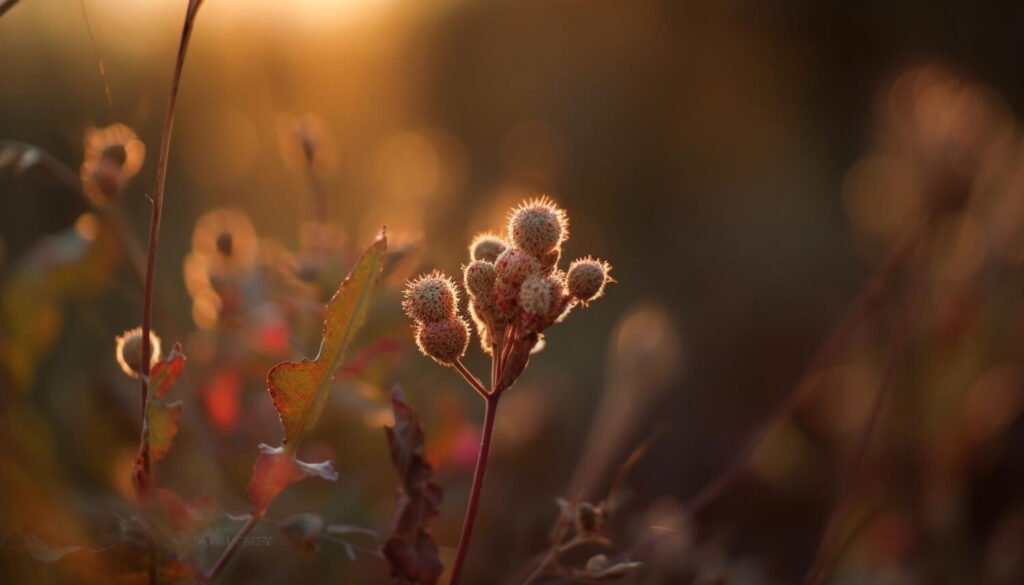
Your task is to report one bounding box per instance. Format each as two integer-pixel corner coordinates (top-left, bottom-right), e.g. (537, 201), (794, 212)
(403, 271), (460, 323)
(415, 318), (470, 365)
(115, 327), (162, 379)
(191, 208), (259, 278)
(80, 123), (145, 206)
(567, 257), (612, 304)
(469, 232), (507, 262)
(507, 196), (568, 256)
(215, 232), (233, 257)
(277, 112), (336, 177)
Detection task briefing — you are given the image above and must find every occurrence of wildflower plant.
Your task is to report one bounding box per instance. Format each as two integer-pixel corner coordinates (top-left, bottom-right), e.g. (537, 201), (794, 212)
(401, 196), (613, 584)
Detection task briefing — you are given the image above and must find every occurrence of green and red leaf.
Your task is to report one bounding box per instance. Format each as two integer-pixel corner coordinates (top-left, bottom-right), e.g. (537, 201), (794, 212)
(148, 400), (182, 462)
(268, 232), (387, 448)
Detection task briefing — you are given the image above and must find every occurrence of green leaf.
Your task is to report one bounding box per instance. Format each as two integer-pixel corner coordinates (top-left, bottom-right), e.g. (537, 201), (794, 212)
(268, 232), (387, 448)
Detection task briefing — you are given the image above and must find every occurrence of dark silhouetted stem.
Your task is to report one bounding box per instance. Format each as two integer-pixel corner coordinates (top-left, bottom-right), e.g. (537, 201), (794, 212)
(683, 221), (924, 514)
(137, 0), (203, 494)
(450, 393), (499, 585)
(205, 513), (261, 583)
(0, 0), (22, 19)
(803, 227), (932, 585)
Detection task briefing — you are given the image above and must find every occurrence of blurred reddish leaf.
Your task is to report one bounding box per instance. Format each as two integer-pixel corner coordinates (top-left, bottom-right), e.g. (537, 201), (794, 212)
(268, 232), (387, 447)
(150, 343), (185, 398)
(341, 337), (400, 378)
(247, 444), (338, 515)
(203, 366), (241, 433)
(382, 389), (443, 585)
(154, 489), (218, 534)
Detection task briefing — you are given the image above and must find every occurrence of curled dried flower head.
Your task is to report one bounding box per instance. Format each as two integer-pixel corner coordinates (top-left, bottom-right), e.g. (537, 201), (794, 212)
(507, 196), (568, 257)
(494, 248), (541, 305)
(469, 232), (507, 262)
(403, 271), (460, 323)
(567, 257), (612, 303)
(463, 260), (497, 299)
(415, 318), (470, 365)
(115, 327), (162, 379)
(80, 123), (146, 206)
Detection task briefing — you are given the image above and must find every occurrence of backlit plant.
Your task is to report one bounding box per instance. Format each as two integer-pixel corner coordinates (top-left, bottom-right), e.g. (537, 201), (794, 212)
(401, 196), (613, 584)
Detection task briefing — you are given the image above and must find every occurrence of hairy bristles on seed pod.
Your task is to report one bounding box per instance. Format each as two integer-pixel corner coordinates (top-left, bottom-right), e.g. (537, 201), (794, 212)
(403, 270), (460, 323)
(567, 257), (612, 304)
(469, 232), (507, 262)
(115, 327), (162, 379)
(415, 318), (470, 365)
(519, 274), (555, 316)
(463, 260), (497, 299)
(507, 196), (569, 257)
(494, 248), (541, 306)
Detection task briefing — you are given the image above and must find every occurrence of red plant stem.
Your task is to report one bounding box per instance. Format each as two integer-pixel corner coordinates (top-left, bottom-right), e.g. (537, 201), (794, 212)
(205, 513), (262, 583)
(454, 360), (489, 399)
(449, 393), (500, 585)
(137, 0), (203, 495)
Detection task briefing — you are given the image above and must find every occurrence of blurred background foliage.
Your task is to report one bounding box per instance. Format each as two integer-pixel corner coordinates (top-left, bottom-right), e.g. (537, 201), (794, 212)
(2, 0), (1024, 583)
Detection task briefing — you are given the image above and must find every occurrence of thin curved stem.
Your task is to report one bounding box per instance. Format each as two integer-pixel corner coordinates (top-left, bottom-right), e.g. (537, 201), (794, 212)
(803, 227), (932, 585)
(0, 0), (21, 19)
(453, 359), (489, 399)
(519, 535), (606, 585)
(204, 513), (261, 583)
(683, 222), (924, 514)
(449, 394), (499, 585)
(137, 0), (203, 496)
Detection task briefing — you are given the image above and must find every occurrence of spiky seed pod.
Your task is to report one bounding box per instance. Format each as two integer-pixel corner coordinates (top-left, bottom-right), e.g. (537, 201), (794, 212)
(115, 327), (162, 379)
(463, 260), (496, 299)
(415, 318), (470, 365)
(494, 248), (541, 308)
(507, 197), (568, 257)
(469, 232), (507, 262)
(567, 257), (611, 303)
(403, 271), (460, 323)
(519, 275), (554, 316)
